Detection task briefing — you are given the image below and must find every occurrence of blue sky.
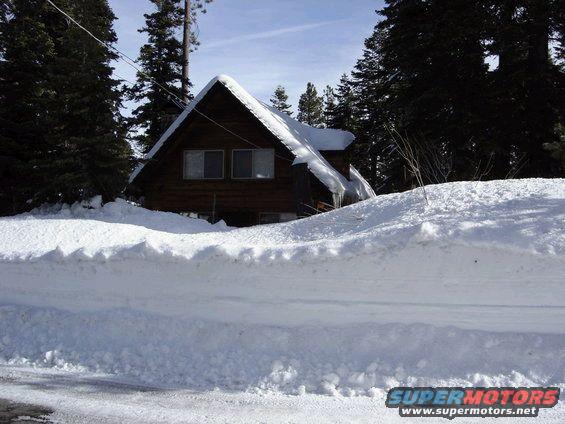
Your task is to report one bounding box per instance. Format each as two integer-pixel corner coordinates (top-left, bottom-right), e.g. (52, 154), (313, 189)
(108, 0), (384, 115)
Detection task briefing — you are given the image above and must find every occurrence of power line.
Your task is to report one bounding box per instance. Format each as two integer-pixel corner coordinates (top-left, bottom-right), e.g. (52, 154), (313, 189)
(117, 74), (291, 161)
(45, 0), (291, 160)
(117, 72), (291, 160)
(192, 108), (293, 163)
(46, 0), (188, 109)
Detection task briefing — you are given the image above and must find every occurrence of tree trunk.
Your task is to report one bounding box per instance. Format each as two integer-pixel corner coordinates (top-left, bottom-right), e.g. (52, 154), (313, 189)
(181, 0), (191, 103)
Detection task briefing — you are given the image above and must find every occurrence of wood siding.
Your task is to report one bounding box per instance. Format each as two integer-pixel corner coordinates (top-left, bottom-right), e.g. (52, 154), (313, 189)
(132, 83), (353, 226)
(320, 151), (350, 180)
(133, 83), (345, 226)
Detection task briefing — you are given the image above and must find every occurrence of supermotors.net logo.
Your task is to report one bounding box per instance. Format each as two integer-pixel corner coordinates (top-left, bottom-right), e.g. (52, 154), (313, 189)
(386, 387), (560, 419)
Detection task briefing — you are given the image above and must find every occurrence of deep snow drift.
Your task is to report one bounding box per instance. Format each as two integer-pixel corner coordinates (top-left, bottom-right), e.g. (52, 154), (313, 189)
(2, 179), (563, 262)
(0, 179), (564, 396)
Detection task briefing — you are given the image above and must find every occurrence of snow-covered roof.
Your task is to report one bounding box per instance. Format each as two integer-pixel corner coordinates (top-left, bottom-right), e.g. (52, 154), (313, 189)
(130, 75), (371, 200)
(349, 165), (377, 200)
(261, 102), (354, 151)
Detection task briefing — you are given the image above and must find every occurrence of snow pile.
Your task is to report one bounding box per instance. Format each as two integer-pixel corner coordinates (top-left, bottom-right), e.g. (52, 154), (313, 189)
(0, 197), (228, 260)
(3, 178), (564, 262)
(27, 196), (227, 233)
(1, 305), (564, 396)
(1, 178), (564, 395)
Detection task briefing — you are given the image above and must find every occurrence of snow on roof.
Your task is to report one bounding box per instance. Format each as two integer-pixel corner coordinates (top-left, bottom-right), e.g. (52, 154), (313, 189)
(260, 101), (354, 151)
(130, 75), (372, 200)
(349, 165), (377, 200)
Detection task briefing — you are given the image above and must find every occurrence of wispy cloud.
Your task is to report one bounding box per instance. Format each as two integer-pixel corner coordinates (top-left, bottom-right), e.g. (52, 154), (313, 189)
(202, 19), (349, 50)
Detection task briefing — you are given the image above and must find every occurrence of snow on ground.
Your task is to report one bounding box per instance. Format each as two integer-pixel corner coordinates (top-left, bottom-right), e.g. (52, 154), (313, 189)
(1, 367), (564, 424)
(1, 179), (564, 332)
(1, 304), (565, 393)
(0, 178), (564, 421)
(2, 178), (563, 262)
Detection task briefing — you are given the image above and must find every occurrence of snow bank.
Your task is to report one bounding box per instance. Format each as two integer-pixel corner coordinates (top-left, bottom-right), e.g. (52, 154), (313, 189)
(1, 305), (564, 396)
(0, 198), (228, 260)
(1, 179), (564, 394)
(2, 178), (563, 262)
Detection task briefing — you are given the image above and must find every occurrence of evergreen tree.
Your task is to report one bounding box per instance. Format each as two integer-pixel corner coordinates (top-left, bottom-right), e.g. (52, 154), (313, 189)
(327, 75), (357, 132)
(377, 0), (491, 182)
(41, 0), (131, 203)
(127, 0), (185, 153)
(0, 0), (55, 213)
(128, 0), (212, 153)
(487, 0), (564, 178)
(483, 0), (524, 178)
(0, 0), (131, 212)
(270, 85), (292, 116)
(322, 85), (336, 127)
(351, 30), (396, 191)
(545, 0), (565, 171)
(348, 0), (565, 192)
(297, 82), (324, 127)
(519, 0), (562, 177)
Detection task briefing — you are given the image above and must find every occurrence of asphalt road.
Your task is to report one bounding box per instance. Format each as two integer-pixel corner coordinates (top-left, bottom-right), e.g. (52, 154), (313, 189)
(0, 399), (52, 423)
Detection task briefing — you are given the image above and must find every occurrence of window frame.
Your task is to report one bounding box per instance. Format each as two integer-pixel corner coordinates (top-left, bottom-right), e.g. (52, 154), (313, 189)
(231, 148), (275, 180)
(183, 149), (225, 180)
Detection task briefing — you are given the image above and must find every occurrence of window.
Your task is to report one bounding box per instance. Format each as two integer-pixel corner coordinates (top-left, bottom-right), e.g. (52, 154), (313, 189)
(232, 149), (274, 179)
(184, 150), (224, 179)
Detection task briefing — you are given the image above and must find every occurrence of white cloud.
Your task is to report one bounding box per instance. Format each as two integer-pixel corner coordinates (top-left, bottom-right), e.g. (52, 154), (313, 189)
(202, 19), (349, 50)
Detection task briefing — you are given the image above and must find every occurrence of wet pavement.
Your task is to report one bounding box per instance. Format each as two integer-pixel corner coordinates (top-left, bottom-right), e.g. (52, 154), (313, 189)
(0, 399), (53, 423)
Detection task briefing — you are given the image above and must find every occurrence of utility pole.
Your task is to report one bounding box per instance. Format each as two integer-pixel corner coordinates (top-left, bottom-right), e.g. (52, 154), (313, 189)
(181, 0), (191, 103)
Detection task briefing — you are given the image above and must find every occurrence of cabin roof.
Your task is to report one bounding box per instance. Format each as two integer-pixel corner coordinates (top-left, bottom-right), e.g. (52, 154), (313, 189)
(129, 75), (372, 199)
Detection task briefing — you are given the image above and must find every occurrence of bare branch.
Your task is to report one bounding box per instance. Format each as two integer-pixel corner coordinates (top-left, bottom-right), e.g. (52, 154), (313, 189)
(386, 126), (429, 205)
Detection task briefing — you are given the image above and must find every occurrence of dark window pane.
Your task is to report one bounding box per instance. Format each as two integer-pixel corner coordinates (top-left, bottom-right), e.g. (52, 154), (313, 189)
(184, 151), (204, 179)
(233, 150), (252, 178)
(203, 151), (223, 178)
(253, 149), (274, 178)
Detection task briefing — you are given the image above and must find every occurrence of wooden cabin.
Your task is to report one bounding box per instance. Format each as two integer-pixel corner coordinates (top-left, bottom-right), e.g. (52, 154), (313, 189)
(128, 75), (374, 227)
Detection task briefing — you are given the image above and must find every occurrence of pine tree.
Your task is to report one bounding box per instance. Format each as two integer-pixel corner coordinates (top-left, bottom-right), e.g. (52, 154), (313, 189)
(128, 0), (212, 153)
(545, 0), (565, 172)
(519, 0), (560, 176)
(322, 85), (336, 127)
(348, 0), (565, 192)
(40, 0), (132, 203)
(127, 0), (184, 153)
(270, 85), (292, 116)
(381, 0), (492, 181)
(297, 82), (324, 127)
(0, 0), (55, 213)
(326, 75), (357, 132)
(351, 30), (395, 191)
(1, 0), (131, 211)
(488, 0), (564, 178)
